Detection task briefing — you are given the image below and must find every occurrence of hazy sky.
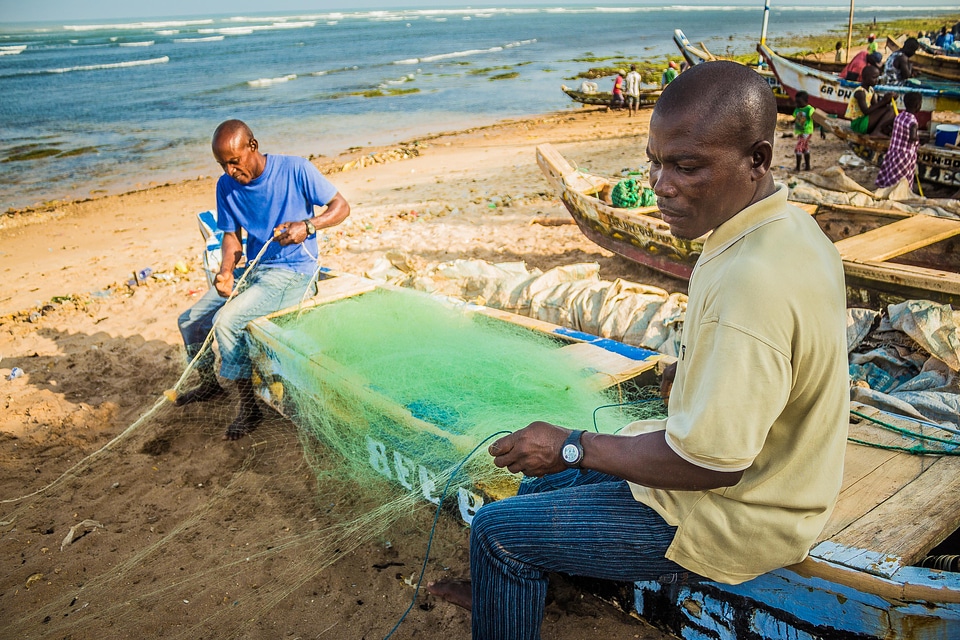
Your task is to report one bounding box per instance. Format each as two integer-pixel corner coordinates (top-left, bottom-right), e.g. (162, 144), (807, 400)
(3, 0), (957, 25)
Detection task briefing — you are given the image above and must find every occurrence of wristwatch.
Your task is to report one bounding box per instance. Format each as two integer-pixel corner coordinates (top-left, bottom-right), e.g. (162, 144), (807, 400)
(303, 218), (317, 236)
(561, 430), (586, 469)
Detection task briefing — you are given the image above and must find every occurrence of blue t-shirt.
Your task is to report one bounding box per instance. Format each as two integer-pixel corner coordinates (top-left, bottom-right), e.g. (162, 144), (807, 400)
(216, 154), (338, 274)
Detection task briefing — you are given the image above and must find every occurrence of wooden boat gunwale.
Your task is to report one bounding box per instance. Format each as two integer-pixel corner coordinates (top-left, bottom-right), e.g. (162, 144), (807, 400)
(537, 142), (960, 308)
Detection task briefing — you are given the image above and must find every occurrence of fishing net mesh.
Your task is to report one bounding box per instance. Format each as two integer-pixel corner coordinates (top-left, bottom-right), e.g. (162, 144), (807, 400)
(1, 282), (666, 638)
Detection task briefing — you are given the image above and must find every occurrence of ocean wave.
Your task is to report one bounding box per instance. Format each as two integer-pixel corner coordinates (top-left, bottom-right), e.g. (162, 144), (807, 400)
(392, 39), (537, 65)
(118, 41), (154, 47)
(272, 21), (316, 29)
(43, 56), (169, 74)
(247, 74), (297, 87)
(380, 74), (416, 88)
(63, 19), (213, 31)
(155, 30), (179, 36)
(174, 36), (225, 43)
(0, 45), (27, 55)
(197, 21), (316, 36)
(199, 27), (253, 36)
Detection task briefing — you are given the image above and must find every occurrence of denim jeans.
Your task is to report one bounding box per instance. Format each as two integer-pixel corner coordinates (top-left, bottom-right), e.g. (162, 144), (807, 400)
(177, 266), (316, 381)
(469, 469), (691, 640)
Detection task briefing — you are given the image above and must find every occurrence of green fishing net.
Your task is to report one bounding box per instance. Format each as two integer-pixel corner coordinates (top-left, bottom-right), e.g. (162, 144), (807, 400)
(611, 178), (656, 208)
(255, 287), (666, 500)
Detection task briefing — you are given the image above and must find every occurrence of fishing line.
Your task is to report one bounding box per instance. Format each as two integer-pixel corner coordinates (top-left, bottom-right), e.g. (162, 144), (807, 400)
(382, 429), (512, 640)
(850, 409), (960, 450)
(593, 398), (663, 434)
(2, 235), (279, 505)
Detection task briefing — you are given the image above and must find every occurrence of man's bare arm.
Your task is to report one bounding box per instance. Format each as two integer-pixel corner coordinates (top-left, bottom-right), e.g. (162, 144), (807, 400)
(490, 421), (743, 491)
(214, 230), (243, 297)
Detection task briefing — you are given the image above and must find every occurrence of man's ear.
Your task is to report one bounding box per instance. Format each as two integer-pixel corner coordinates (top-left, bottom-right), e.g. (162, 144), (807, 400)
(249, 138), (259, 152)
(749, 140), (773, 179)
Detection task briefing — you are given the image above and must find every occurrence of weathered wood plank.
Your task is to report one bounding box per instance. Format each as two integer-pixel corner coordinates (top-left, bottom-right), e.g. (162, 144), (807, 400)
(834, 215), (960, 262)
(826, 451), (960, 567)
(841, 259), (960, 298)
(819, 415), (929, 540)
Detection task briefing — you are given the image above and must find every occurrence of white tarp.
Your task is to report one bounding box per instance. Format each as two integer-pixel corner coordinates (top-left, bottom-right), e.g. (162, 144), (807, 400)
(787, 166), (960, 219)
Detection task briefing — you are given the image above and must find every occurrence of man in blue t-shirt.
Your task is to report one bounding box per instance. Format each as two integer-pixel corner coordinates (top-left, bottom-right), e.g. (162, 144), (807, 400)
(177, 120), (350, 440)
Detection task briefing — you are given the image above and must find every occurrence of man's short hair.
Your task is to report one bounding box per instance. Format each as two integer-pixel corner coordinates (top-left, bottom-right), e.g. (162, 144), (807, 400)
(213, 119), (255, 148)
(653, 60), (777, 147)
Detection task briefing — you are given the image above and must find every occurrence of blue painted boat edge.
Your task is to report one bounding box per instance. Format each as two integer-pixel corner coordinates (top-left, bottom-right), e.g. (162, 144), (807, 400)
(553, 327), (661, 362)
(633, 561), (960, 639)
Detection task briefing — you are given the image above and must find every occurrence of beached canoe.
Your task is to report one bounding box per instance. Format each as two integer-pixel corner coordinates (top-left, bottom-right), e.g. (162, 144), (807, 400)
(561, 84), (660, 108)
(537, 142), (960, 308)
(816, 110), (960, 189)
(887, 35), (960, 83)
(246, 272), (960, 640)
(673, 28), (795, 113)
(758, 42), (960, 129)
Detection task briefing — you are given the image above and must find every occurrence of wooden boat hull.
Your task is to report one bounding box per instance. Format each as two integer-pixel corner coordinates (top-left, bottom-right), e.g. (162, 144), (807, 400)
(888, 35), (960, 82)
(536, 143), (701, 279)
(758, 43), (960, 129)
(818, 112), (960, 189)
(537, 143), (960, 308)
(561, 85), (660, 108)
(247, 273), (960, 639)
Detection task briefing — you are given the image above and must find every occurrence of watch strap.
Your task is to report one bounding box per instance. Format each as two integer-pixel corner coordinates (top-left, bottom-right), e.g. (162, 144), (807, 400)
(561, 429), (585, 469)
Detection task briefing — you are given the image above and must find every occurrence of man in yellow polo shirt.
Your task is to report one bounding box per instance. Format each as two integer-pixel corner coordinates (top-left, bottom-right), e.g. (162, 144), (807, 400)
(428, 60), (848, 639)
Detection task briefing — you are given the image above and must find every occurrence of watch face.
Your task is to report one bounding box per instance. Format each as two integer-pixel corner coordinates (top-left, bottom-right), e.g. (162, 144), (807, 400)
(562, 443), (580, 464)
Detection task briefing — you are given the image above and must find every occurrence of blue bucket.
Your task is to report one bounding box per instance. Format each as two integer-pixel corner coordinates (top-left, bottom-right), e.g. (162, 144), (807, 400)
(935, 124), (960, 147)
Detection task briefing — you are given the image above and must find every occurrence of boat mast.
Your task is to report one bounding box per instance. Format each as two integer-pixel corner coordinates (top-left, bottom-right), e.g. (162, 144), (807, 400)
(759, 0), (771, 45)
(846, 0), (855, 63)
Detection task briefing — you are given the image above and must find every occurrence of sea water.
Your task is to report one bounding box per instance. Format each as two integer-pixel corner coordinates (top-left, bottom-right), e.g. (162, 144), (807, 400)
(0, 4), (953, 210)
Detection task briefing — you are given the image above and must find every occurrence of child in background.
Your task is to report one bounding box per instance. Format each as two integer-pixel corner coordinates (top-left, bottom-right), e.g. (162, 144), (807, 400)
(876, 92), (922, 189)
(792, 91), (815, 171)
(844, 64), (895, 136)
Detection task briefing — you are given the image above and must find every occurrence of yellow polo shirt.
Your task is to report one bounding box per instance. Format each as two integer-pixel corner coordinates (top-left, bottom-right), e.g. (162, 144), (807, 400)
(622, 186), (848, 585)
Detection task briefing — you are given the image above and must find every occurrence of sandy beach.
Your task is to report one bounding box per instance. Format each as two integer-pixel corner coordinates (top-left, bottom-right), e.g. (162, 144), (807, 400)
(0, 104), (874, 638)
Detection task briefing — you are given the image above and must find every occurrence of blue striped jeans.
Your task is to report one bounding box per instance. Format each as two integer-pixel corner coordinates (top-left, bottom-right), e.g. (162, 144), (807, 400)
(469, 469), (692, 639)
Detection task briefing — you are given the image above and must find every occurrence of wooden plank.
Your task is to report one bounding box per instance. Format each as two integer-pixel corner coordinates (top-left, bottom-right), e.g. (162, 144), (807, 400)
(842, 259), (960, 297)
(819, 419), (929, 541)
(826, 452), (960, 567)
(834, 215), (960, 263)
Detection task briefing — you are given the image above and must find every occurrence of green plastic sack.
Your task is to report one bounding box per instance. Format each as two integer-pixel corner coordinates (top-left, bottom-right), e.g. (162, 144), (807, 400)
(611, 178), (655, 208)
